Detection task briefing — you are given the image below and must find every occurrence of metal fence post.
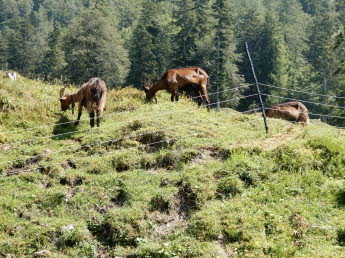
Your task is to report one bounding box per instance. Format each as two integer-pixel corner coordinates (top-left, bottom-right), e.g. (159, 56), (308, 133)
(216, 35), (220, 112)
(245, 42), (269, 134)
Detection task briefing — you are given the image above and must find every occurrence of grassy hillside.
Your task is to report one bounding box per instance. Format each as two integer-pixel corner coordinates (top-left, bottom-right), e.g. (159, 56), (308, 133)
(0, 74), (345, 257)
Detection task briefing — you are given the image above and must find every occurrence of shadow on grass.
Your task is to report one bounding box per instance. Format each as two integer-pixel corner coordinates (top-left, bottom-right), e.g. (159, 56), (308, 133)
(336, 189), (345, 207)
(52, 114), (78, 140)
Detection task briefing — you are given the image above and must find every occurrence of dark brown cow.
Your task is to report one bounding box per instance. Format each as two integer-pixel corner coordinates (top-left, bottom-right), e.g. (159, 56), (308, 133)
(59, 78), (107, 127)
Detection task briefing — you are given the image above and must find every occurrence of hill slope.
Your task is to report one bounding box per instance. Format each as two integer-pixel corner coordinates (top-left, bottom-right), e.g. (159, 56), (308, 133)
(0, 74), (345, 257)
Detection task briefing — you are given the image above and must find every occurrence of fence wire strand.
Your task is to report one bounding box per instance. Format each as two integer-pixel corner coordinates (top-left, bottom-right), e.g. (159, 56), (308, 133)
(262, 94), (345, 110)
(0, 109), (260, 166)
(2, 79), (345, 177)
(0, 93), (259, 148)
(259, 83), (345, 100)
(0, 84), (255, 135)
(265, 108), (345, 120)
(3, 117), (264, 177)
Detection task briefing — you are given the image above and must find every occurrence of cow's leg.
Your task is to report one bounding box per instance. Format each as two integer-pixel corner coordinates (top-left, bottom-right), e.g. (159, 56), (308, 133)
(198, 92), (203, 107)
(175, 90), (179, 102)
(96, 110), (101, 127)
(171, 83), (179, 102)
(96, 91), (106, 127)
(74, 102), (83, 126)
(169, 83), (179, 102)
(87, 103), (95, 128)
(200, 85), (210, 111)
(195, 86), (203, 107)
(89, 110), (95, 128)
(96, 105), (104, 128)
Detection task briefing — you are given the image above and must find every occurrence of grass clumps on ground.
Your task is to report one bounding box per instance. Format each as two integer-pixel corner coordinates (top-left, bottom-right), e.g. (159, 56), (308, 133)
(308, 136), (345, 177)
(188, 209), (222, 241)
(216, 176), (244, 197)
(88, 207), (151, 248)
(0, 75), (345, 256)
(149, 193), (172, 213)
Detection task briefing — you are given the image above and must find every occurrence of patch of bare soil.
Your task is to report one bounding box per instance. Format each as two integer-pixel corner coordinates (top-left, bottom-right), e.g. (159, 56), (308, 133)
(150, 187), (196, 238)
(233, 128), (303, 151)
(190, 148), (215, 165)
(151, 209), (187, 238)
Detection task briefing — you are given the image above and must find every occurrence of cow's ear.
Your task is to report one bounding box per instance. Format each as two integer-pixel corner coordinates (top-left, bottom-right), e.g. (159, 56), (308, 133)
(60, 87), (66, 97)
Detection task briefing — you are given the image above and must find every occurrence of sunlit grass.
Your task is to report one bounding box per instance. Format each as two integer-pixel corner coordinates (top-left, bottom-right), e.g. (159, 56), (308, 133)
(0, 75), (344, 256)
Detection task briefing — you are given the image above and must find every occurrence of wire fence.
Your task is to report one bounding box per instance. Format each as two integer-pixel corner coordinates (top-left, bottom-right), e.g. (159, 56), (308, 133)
(259, 81), (345, 129)
(0, 108), (260, 166)
(265, 108), (345, 130)
(0, 84), (255, 135)
(262, 93), (345, 110)
(3, 117), (264, 177)
(259, 83), (345, 100)
(265, 107), (345, 120)
(0, 93), (259, 149)
(1, 79), (345, 178)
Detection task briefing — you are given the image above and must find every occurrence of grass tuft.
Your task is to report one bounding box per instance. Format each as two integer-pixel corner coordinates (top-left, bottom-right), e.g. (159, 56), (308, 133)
(216, 176), (243, 197)
(149, 193), (172, 213)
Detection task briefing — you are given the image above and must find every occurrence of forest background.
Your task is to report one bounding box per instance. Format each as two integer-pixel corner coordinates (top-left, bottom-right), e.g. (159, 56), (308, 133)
(0, 0), (344, 125)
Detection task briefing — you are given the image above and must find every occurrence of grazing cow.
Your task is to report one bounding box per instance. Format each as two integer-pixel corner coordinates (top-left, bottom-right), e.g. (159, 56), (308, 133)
(265, 101), (310, 125)
(59, 78), (107, 127)
(143, 67), (210, 111)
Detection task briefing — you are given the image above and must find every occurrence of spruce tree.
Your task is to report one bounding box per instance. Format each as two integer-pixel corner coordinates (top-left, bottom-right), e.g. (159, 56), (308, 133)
(252, 13), (278, 84)
(127, 0), (159, 86)
(235, 8), (264, 110)
(63, 8), (129, 86)
(127, 0), (173, 87)
(6, 18), (35, 74)
(212, 0), (243, 107)
(194, 0), (211, 37)
(39, 22), (65, 81)
(188, 0), (214, 70)
(174, 0), (198, 67)
(307, 3), (340, 117)
(269, 34), (292, 103)
(274, 0), (311, 95)
(0, 31), (8, 69)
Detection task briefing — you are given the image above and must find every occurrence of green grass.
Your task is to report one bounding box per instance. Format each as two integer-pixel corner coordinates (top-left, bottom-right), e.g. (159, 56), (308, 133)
(0, 74), (345, 257)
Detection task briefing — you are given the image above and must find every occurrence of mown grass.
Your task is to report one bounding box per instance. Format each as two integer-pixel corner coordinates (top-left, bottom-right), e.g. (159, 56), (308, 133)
(0, 74), (345, 257)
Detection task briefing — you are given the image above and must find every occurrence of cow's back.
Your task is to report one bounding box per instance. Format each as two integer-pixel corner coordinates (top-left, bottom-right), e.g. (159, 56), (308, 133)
(174, 67), (208, 86)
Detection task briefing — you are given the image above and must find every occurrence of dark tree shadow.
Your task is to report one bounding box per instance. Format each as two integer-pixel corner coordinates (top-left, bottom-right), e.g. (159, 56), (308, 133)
(52, 114), (78, 140)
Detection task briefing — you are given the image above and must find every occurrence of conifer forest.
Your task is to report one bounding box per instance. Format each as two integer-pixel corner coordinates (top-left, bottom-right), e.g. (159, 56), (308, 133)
(0, 0), (344, 124)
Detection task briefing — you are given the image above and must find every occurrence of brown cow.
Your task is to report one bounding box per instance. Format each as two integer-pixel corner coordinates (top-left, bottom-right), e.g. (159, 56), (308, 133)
(143, 67), (210, 111)
(265, 101), (310, 125)
(59, 78), (107, 127)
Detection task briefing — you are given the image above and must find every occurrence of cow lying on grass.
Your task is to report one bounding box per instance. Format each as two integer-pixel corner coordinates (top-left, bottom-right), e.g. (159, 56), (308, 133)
(59, 78), (107, 127)
(265, 101), (310, 125)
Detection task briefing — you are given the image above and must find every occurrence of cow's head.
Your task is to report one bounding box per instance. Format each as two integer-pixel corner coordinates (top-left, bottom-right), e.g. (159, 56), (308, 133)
(59, 87), (74, 113)
(143, 81), (157, 104)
